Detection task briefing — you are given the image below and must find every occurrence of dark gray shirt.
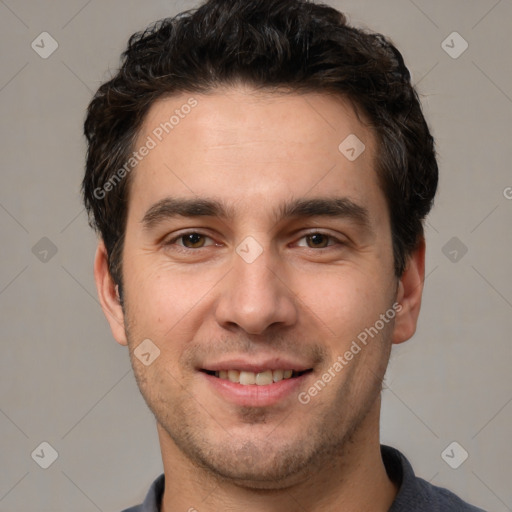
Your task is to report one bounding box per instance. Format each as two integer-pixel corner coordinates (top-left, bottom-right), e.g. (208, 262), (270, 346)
(121, 445), (486, 511)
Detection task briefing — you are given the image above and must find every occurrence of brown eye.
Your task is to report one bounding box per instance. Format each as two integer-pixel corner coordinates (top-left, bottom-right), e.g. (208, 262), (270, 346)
(305, 233), (330, 248)
(181, 233), (207, 248)
(163, 231), (219, 253)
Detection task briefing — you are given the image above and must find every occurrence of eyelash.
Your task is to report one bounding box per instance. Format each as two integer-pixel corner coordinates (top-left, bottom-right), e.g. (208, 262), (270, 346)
(163, 230), (345, 252)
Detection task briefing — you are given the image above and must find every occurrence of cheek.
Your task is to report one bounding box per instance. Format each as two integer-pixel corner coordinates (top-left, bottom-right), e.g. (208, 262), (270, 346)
(122, 258), (227, 364)
(298, 267), (382, 321)
(124, 259), (197, 325)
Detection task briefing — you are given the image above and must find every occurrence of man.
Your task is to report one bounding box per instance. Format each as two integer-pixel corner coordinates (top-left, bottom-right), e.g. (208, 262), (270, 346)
(82, 0), (485, 510)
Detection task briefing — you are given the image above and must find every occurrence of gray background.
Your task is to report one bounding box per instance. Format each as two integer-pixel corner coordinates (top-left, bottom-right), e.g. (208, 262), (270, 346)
(0, 0), (511, 511)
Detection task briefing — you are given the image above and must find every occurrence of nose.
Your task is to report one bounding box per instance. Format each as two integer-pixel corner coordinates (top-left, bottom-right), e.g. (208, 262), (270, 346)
(214, 242), (298, 335)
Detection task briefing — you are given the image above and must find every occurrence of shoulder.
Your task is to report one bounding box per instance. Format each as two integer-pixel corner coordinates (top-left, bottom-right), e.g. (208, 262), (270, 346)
(382, 445), (487, 512)
(413, 476), (487, 511)
(119, 473), (165, 512)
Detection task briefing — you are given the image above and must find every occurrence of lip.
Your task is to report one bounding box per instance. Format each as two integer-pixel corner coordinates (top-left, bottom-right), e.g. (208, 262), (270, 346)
(200, 357), (312, 373)
(200, 370), (313, 407)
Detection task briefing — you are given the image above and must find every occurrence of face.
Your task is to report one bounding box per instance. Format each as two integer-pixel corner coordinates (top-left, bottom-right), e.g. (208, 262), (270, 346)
(96, 86), (423, 488)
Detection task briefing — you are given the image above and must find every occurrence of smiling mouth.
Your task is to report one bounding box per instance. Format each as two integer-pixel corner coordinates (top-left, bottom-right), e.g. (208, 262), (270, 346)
(201, 369), (313, 385)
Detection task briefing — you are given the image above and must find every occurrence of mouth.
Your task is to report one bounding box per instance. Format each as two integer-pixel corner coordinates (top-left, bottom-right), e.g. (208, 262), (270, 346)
(201, 368), (313, 386)
(198, 357), (315, 407)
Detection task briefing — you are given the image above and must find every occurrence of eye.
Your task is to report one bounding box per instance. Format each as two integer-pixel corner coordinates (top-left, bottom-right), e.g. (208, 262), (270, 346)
(296, 232), (343, 249)
(165, 231), (216, 249)
(163, 230), (344, 252)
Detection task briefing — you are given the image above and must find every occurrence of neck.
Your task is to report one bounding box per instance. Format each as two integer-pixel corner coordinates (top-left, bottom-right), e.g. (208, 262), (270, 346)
(158, 399), (397, 512)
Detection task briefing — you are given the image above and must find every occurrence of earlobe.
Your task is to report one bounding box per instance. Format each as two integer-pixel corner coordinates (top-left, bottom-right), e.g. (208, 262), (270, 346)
(93, 239), (128, 346)
(392, 238), (426, 345)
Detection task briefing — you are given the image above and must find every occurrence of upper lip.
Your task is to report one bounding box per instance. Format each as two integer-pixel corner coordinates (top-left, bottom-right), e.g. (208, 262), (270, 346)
(200, 357), (313, 373)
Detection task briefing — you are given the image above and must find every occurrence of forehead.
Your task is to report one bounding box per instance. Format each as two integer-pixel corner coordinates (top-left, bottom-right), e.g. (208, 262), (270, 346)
(139, 87), (374, 160)
(128, 87), (385, 227)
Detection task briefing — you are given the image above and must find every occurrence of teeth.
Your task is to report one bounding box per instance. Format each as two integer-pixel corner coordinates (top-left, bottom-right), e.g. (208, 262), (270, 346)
(273, 369), (284, 382)
(214, 369), (301, 385)
(239, 371), (256, 385)
(255, 370), (273, 385)
(227, 370), (240, 383)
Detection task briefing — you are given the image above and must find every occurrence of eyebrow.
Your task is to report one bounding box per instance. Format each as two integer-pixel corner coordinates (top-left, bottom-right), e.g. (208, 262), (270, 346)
(141, 196), (372, 232)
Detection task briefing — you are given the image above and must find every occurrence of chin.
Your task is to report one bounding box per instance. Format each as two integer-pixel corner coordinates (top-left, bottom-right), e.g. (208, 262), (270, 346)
(182, 435), (319, 490)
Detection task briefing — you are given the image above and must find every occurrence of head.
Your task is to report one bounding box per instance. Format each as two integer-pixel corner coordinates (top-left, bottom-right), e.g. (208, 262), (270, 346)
(84, 0), (437, 489)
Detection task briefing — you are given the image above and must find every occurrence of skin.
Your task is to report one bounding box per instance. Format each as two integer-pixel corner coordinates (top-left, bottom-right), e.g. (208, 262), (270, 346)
(95, 86), (425, 512)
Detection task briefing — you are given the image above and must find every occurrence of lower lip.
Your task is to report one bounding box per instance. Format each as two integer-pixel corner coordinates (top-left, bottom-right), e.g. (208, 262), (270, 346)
(200, 372), (311, 407)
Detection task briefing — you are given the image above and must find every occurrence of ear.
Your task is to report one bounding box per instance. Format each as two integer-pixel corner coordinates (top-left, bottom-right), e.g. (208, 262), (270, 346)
(94, 239), (128, 346)
(392, 237), (426, 345)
